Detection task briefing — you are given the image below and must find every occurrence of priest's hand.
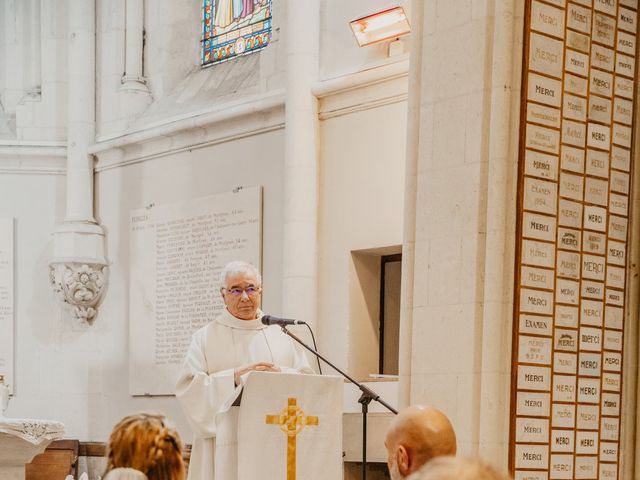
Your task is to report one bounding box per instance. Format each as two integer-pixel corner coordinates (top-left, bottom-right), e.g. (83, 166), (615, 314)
(234, 362), (281, 386)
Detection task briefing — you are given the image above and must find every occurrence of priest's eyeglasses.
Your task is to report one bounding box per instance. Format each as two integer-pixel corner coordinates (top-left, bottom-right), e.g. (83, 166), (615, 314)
(223, 286), (261, 296)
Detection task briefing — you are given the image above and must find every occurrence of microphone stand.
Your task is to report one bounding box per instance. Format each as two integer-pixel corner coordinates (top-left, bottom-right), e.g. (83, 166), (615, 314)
(279, 325), (398, 480)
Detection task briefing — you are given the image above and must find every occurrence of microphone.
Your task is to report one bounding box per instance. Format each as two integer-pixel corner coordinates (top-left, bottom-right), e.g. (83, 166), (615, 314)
(261, 315), (307, 326)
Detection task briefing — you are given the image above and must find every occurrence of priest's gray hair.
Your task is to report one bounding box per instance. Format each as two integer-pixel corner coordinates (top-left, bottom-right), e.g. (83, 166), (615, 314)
(220, 261), (262, 287)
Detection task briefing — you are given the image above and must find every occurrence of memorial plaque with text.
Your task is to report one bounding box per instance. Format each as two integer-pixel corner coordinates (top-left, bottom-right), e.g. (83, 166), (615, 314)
(129, 187), (263, 395)
(511, 0), (637, 477)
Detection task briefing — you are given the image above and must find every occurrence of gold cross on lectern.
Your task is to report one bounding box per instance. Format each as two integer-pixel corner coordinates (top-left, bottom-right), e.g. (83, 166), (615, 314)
(265, 397), (319, 480)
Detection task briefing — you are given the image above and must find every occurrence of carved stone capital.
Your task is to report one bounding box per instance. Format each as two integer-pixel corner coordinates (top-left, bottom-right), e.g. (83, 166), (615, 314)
(49, 262), (108, 323)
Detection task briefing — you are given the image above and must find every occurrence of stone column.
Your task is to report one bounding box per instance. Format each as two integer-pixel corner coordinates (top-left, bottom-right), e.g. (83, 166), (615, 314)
(399, 0), (523, 464)
(24, 0), (41, 99)
(120, 0), (149, 93)
(281, 0), (320, 329)
(50, 0), (108, 323)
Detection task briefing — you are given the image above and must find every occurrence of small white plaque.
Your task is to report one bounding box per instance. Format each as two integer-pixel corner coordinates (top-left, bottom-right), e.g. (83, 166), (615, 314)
(524, 178), (557, 215)
(604, 329), (623, 351)
(606, 288), (624, 306)
(580, 327), (602, 352)
(531, 0), (566, 38)
(574, 455), (598, 478)
(563, 93), (587, 121)
(608, 240), (626, 266)
(552, 403), (575, 428)
(559, 172), (583, 201)
(565, 73), (588, 96)
(567, 3), (592, 33)
(594, 0), (618, 15)
(522, 266), (555, 290)
(586, 123), (610, 150)
(583, 231), (606, 254)
(555, 305), (579, 328)
(577, 377), (600, 403)
(558, 199), (582, 229)
(519, 335), (552, 365)
(583, 205), (607, 232)
(617, 31), (636, 55)
(601, 416), (620, 441)
(562, 120), (586, 147)
(553, 375), (576, 402)
(565, 49), (590, 76)
(528, 73), (562, 107)
(520, 288), (554, 315)
(581, 280), (604, 299)
(603, 352), (622, 373)
(588, 95), (612, 124)
(611, 146), (631, 172)
(578, 352), (601, 376)
(528, 103), (561, 128)
(560, 145), (585, 173)
(577, 404), (599, 429)
(550, 429), (574, 452)
(567, 30), (590, 52)
(600, 441), (619, 462)
(600, 463), (618, 480)
(555, 328), (578, 351)
(557, 251), (580, 279)
(604, 305), (624, 329)
(549, 454), (574, 479)
(525, 149), (559, 179)
(616, 52), (635, 77)
(601, 392), (621, 415)
(530, 33), (564, 78)
(602, 372), (621, 392)
(527, 124), (561, 153)
(523, 212), (556, 241)
(520, 314), (553, 336)
(615, 76), (634, 99)
(609, 193), (629, 216)
(516, 417), (549, 442)
(592, 44), (615, 71)
(582, 254), (605, 280)
(613, 97), (633, 125)
(554, 352), (577, 374)
(585, 149), (609, 178)
(619, 7), (638, 33)
(522, 239), (555, 268)
(590, 69), (614, 96)
(515, 471), (549, 480)
(581, 299), (603, 326)
(575, 431), (599, 455)
(593, 12), (616, 46)
(556, 279), (579, 305)
(611, 170), (630, 194)
(613, 122), (632, 147)
(608, 215), (628, 241)
(517, 391), (551, 416)
(557, 227), (581, 251)
(515, 444), (549, 469)
(518, 365), (551, 391)
(584, 177), (608, 206)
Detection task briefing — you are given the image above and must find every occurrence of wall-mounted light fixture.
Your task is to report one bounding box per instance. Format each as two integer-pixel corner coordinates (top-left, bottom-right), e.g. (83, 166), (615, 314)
(349, 6), (411, 48)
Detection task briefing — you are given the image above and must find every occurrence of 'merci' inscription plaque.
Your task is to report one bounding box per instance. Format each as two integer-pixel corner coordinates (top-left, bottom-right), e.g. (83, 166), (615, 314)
(511, 0), (637, 478)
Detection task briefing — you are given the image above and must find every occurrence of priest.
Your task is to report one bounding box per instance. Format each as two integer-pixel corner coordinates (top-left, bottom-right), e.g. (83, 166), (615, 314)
(176, 261), (313, 480)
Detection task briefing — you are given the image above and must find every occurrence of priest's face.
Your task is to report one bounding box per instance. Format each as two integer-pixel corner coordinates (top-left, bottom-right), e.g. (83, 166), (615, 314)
(221, 270), (262, 320)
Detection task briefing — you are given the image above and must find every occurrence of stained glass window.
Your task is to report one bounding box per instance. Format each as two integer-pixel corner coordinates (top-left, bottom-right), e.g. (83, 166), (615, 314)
(202, 0), (272, 66)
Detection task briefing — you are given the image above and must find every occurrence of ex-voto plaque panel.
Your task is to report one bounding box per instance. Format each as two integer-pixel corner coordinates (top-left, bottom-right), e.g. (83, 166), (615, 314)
(511, 0), (637, 479)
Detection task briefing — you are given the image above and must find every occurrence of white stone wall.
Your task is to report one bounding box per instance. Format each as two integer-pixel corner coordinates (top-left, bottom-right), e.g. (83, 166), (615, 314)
(400, 0), (524, 466)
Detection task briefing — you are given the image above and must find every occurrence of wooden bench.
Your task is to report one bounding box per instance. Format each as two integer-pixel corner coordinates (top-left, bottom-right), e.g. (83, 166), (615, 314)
(25, 440), (79, 480)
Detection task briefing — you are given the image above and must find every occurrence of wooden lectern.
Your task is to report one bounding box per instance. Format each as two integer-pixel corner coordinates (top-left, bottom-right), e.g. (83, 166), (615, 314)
(215, 372), (343, 480)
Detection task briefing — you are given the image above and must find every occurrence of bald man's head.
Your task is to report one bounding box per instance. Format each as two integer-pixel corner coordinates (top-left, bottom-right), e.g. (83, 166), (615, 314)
(385, 406), (457, 480)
